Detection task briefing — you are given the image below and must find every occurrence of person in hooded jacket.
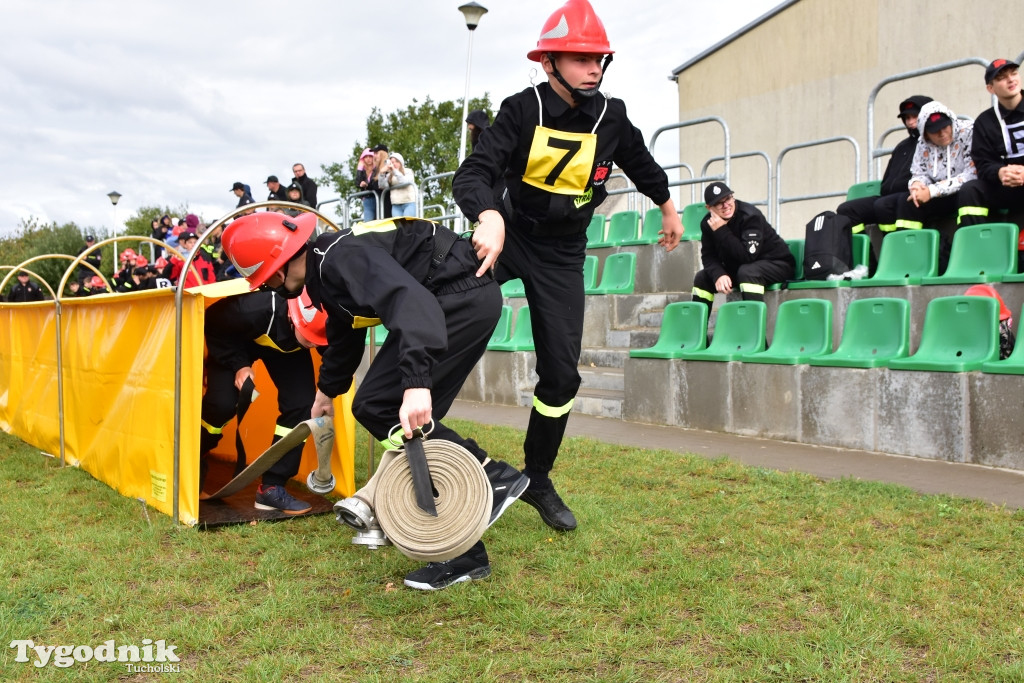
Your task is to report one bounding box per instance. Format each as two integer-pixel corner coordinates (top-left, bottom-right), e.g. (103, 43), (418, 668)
(466, 109), (491, 151)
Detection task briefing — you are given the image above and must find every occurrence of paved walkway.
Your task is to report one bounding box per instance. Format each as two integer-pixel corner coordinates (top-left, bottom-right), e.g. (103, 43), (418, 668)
(449, 400), (1024, 510)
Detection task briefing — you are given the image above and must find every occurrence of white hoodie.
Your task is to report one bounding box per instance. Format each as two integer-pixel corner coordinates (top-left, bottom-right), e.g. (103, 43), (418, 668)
(909, 101), (977, 198)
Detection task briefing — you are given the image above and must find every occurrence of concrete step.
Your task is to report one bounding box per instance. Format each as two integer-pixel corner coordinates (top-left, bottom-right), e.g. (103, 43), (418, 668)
(573, 386), (623, 419)
(579, 346), (629, 368)
(579, 365), (624, 392)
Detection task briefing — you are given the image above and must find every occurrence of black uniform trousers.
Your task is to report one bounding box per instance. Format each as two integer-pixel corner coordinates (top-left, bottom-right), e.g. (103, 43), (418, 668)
(958, 179), (1024, 227)
(351, 279), (502, 460)
(493, 226), (588, 482)
(200, 345), (316, 487)
(837, 192), (904, 232)
(692, 258), (794, 310)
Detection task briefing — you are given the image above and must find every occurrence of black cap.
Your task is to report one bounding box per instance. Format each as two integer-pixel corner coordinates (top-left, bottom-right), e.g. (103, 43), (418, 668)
(84, 234), (96, 241)
(265, 175), (279, 184)
(985, 58), (1019, 84)
(286, 183), (302, 194)
(178, 230), (199, 242)
(897, 95), (932, 119)
(466, 109), (491, 128)
(372, 144), (389, 153)
(924, 111), (952, 133)
(704, 182), (734, 206)
(231, 181), (245, 192)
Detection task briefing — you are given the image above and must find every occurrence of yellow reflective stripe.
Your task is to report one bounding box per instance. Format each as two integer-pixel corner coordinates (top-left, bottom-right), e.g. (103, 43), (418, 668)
(354, 317), (383, 329)
(274, 424), (293, 438)
(253, 333), (287, 352)
(691, 287), (714, 303)
(958, 206), (988, 219)
(740, 282), (765, 295)
(201, 419), (224, 435)
(851, 223), (865, 234)
(533, 395), (574, 418)
(894, 220), (923, 230)
(878, 223), (897, 233)
(351, 219), (401, 235)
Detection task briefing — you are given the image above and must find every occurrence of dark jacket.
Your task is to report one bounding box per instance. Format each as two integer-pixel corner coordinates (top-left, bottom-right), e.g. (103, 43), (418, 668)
(304, 218), (486, 398)
(880, 133), (920, 196)
(971, 98), (1024, 186)
(205, 291), (302, 373)
(453, 82), (670, 236)
(77, 243), (103, 280)
(292, 175), (318, 208)
(9, 280), (44, 302)
(699, 200), (795, 283)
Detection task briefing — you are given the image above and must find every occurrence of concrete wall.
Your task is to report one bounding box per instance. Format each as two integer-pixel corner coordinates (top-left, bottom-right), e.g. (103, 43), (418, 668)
(671, 0), (1022, 238)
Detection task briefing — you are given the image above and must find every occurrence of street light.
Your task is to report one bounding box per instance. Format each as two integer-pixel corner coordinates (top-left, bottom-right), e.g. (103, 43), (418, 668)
(457, 2), (488, 167)
(108, 191), (121, 270)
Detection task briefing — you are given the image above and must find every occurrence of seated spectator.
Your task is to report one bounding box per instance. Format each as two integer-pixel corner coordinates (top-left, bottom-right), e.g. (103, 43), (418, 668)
(691, 182), (795, 312)
(838, 96), (932, 242)
(114, 249), (139, 292)
(958, 59), (1024, 228)
(355, 148), (378, 221)
(896, 101), (976, 266)
(9, 271), (45, 302)
(76, 233), (102, 285)
(378, 152), (417, 217)
(169, 231), (217, 287)
(86, 276), (109, 295)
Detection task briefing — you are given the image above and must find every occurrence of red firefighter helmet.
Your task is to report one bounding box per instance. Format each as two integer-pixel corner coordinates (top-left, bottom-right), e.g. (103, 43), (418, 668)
(89, 276), (106, 289)
(155, 256), (169, 270)
(220, 211), (317, 290)
(964, 284), (1012, 321)
(287, 287), (328, 346)
(134, 255), (148, 267)
(120, 248), (137, 262)
(527, 0), (614, 62)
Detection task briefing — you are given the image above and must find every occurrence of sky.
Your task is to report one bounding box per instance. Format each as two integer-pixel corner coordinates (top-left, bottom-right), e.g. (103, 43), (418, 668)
(0, 0), (781, 237)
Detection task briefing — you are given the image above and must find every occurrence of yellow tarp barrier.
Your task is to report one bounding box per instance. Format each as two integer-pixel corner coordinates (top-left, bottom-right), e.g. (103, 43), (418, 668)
(0, 284), (355, 526)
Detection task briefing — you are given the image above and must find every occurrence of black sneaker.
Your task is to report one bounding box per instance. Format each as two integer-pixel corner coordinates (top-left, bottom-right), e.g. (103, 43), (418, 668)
(255, 485), (313, 515)
(403, 541), (491, 591)
(483, 459), (530, 528)
(520, 483), (577, 531)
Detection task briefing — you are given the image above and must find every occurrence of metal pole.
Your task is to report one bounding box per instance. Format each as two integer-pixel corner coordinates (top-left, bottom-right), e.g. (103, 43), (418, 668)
(457, 28), (475, 168)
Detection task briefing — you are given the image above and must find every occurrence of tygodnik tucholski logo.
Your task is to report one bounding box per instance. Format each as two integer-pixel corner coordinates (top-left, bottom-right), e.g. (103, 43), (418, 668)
(10, 638), (181, 672)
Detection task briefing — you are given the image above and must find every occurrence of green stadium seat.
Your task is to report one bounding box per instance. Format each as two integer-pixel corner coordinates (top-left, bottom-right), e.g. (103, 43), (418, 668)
(981, 303), (1024, 374)
(487, 305), (513, 349)
(809, 298), (910, 368)
(920, 223), (1019, 285)
(679, 301), (766, 362)
(621, 207), (664, 246)
(629, 302), (708, 359)
(601, 210), (640, 246)
(767, 239), (805, 290)
(742, 298), (832, 365)
(680, 202), (707, 240)
(588, 252), (636, 294)
(367, 324), (388, 346)
(887, 296), (999, 372)
(787, 233), (871, 289)
(583, 254), (598, 292)
(845, 180), (881, 201)
(501, 278), (526, 298)
(488, 306), (535, 352)
(586, 213), (608, 247)
(850, 229), (939, 287)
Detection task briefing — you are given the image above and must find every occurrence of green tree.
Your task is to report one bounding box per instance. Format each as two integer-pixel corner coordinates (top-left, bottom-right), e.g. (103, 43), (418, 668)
(320, 95), (493, 222)
(0, 217), (105, 296)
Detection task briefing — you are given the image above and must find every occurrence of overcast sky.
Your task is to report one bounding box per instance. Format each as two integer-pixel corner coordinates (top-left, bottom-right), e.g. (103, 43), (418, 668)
(1, 0), (780, 237)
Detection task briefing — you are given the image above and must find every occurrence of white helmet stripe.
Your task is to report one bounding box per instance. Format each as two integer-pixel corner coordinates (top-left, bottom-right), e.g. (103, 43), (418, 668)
(539, 14), (569, 40)
(234, 259), (263, 278)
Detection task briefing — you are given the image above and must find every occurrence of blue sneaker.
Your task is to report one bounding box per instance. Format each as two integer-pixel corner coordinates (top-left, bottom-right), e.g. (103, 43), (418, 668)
(255, 485), (313, 515)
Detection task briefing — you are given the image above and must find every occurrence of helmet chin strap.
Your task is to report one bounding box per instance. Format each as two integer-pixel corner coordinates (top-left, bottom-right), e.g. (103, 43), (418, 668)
(547, 52), (613, 104)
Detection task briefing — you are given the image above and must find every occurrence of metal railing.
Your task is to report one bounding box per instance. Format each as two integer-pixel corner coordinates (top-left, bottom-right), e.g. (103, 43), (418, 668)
(775, 136), (860, 227)
(866, 57), (989, 180)
(648, 117), (731, 198)
(702, 151), (772, 212)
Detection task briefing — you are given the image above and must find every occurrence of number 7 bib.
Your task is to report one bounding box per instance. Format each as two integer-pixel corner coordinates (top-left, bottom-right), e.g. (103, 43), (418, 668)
(522, 126), (597, 196)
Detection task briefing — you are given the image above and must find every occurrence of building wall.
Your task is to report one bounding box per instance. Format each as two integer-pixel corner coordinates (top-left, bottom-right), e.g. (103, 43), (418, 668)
(672, 0), (1022, 238)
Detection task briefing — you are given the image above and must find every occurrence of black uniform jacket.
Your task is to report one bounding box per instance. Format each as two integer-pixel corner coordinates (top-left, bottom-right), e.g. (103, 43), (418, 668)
(304, 218), (485, 398)
(971, 99), (1024, 186)
(205, 290), (301, 375)
(880, 133), (920, 196)
(699, 200), (795, 283)
(453, 82), (670, 236)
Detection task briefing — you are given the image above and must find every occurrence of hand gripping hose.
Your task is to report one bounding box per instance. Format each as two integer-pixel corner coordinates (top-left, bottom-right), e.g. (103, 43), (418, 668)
(335, 426), (492, 562)
(205, 415), (335, 500)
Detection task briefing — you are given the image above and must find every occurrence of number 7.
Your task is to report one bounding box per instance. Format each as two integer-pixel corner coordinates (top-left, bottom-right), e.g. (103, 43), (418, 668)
(545, 137), (582, 185)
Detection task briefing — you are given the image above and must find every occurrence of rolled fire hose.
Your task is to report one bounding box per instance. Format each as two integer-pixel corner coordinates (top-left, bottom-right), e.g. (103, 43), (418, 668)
(336, 427), (492, 562)
(205, 415), (335, 500)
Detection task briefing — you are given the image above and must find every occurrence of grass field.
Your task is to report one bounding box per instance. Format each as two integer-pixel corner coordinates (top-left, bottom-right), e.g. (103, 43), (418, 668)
(1, 420), (1022, 682)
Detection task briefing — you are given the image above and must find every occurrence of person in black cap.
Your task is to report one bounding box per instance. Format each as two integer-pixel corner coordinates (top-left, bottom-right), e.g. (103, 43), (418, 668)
(466, 109), (491, 151)
(8, 271), (44, 302)
(836, 95), (933, 256)
(690, 182), (794, 313)
(231, 181), (255, 214)
(76, 233), (102, 285)
(958, 59), (1024, 228)
(265, 175), (287, 203)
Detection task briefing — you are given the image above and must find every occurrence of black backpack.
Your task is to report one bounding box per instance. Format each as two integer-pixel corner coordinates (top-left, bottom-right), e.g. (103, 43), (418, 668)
(803, 210), (853, 280)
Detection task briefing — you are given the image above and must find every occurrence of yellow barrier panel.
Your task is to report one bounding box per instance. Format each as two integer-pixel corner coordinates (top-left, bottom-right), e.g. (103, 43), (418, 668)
(0, 283), (356, 526)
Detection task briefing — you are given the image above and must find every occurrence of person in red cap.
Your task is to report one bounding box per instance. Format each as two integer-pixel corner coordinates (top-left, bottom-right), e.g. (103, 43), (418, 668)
(958, 59), (1024, 230)
(452, 0), (683, 533)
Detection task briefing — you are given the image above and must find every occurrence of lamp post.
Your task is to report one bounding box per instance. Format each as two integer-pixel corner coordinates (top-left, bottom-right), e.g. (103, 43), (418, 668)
(457, 2), (488, 167)
(107, 191), (121, 270)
